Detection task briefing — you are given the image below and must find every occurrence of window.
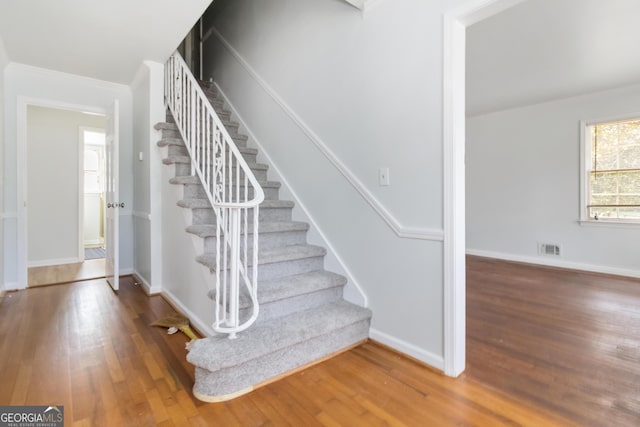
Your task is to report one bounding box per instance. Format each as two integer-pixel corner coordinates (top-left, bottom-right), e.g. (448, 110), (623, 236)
(581, 117), (640, 222)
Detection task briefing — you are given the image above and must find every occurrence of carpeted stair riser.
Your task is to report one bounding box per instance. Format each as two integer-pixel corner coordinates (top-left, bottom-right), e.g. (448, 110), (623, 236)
(208, 273), (346, 325)
(180, 180), (275, 200)
(158, 144), (258, 169)
(202, 229), (307, 252)
(206, 271), (347, 325)
(162, 139), (259, 165)
(225, 271), (348, 323)
(192, 319), (369, 399)
(186, 203), (294, 225)
(188, 221), (309, 249)
(172, 177), (280, 201)
(164, 156), (269, 181)
(187, 300), (371, 400)
(167, 144), (188, 158)
(167, 116), (241, 137)
(197, 252), (325, 282)
(167, 161), (192, 178)
(239, 285), (343, 324)
(157, 122), (249, 148)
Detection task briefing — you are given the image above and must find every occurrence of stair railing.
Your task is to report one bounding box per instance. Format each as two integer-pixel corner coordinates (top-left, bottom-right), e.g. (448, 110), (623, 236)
(164, 51), (264, 338)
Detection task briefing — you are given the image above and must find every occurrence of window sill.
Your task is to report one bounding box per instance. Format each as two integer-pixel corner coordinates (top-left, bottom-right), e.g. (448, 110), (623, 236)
(579, 219), (640, 229)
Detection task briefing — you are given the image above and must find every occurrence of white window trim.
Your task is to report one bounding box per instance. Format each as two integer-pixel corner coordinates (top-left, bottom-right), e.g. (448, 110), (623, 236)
(580, 113), (640, 227)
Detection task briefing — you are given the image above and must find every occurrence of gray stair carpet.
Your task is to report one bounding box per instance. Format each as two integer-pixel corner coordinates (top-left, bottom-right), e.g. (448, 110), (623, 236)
(156, 82), (371, 402)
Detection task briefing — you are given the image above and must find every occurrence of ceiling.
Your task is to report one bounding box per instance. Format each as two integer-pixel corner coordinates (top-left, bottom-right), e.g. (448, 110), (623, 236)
(466, 0), (640, 116)
(0, 0), (212, 84)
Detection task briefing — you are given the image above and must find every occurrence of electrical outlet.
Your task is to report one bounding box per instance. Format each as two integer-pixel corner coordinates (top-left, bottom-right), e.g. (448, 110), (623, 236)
(379, 167), (390, 186)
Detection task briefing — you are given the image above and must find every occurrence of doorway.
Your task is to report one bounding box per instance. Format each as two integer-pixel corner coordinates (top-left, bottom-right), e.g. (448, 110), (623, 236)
(25, 106), (107, 286)
(81, 128), (106, 261)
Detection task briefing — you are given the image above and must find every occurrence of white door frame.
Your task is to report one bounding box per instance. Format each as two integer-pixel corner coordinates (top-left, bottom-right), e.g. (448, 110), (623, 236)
(16, 96), (108, 289)
(104, 100), (120, 292)
(442, 0), (526, 376)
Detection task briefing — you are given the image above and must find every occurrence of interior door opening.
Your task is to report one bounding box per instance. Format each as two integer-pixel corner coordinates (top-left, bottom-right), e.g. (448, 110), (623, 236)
(25, 105), (109, 287)
(81, 128), (106, 261)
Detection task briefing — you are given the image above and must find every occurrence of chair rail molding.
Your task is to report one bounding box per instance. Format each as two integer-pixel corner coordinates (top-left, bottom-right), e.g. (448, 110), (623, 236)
(208, 27), (444, 243)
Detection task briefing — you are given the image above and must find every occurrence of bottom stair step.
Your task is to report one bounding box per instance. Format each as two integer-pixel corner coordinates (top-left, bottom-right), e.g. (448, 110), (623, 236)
(186, 300), (372, 401)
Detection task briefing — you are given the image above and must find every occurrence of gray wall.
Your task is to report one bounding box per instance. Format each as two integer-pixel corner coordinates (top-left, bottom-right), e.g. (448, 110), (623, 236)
(199, 0), (467, 367)
(27, 106), (106, 265)
(467, 84), (640, 277)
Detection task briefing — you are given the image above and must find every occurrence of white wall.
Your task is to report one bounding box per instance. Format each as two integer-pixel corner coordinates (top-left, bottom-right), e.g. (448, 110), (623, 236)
(27, 106), (105, 265)
(200, 0), (467, 368)
(131, 61), (165, 293)
(467, 84), (640, 277)
(160, 162), (217, 336)
(3, 63), (134, 289)
(0, 37), (8, 290)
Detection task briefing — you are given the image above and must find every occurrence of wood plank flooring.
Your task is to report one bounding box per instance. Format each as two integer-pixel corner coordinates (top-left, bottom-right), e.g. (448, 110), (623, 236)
(2, 259), (638, 425)
(466, 255), (640, 427)
(28, 258), (105, 287)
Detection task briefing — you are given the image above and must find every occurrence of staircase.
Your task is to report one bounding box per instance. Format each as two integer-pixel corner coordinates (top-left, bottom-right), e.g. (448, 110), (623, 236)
(156, 81), (371, 402)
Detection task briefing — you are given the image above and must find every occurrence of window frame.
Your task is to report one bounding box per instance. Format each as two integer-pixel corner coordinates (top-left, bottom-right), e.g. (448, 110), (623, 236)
(580, 113), (640, 226)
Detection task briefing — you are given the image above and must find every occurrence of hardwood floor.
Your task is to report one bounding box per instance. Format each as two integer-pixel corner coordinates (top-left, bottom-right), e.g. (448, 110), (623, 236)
(28, 258), (105, 287)
(467, 255), (640, 427)
(0, 275), (579, 426)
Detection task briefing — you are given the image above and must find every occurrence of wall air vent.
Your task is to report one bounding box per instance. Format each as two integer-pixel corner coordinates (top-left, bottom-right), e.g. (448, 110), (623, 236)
(538, 243), (561, 257)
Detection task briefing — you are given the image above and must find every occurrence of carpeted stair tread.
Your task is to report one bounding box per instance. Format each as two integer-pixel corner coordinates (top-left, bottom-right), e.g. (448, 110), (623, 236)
(221, 118), (240, 128)
(177, 198), (294, 209)
(240, 271), (347, 309)
(155, 121), (249, 145)
(187, 300), (371, 372)
(206, 271), (346, 312)
(196, 244), (326, 270)
(154, 122), (176, 131)
(164, 157), (268, 171)
(170, 176), (280, 189)
(169, 175), (201, 185)
(157, 137), (184, 147)
(186, 221), (308, 238)
(158, 138), (258, 156)
(163, 155), (190, 165)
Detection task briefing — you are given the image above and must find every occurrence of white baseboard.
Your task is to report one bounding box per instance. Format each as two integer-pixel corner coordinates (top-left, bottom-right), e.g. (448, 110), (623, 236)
(466, 248), (640, 279)
(119, 267), (134, 276)
(132, 270), (161, 295)
(369, 328), (444, 371)
(28, 257), (80, 268)
(84, 239), (103, 247)
(3, 281), (23, 291)
(161, 289), (216, 337)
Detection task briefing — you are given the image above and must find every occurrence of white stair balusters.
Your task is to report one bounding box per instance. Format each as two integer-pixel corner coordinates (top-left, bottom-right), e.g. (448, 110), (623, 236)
(164, 51), (264, 338)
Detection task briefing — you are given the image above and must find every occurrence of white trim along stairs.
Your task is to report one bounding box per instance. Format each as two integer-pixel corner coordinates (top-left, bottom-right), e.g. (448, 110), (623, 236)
(155, 82), (372, 402)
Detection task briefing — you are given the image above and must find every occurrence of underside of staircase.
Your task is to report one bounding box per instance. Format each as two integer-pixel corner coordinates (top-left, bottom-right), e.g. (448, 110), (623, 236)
(155, 83), (371, 402)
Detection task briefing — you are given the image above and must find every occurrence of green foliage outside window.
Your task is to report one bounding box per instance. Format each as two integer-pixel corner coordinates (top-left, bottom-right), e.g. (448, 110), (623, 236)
(589, 119), (640, 220)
